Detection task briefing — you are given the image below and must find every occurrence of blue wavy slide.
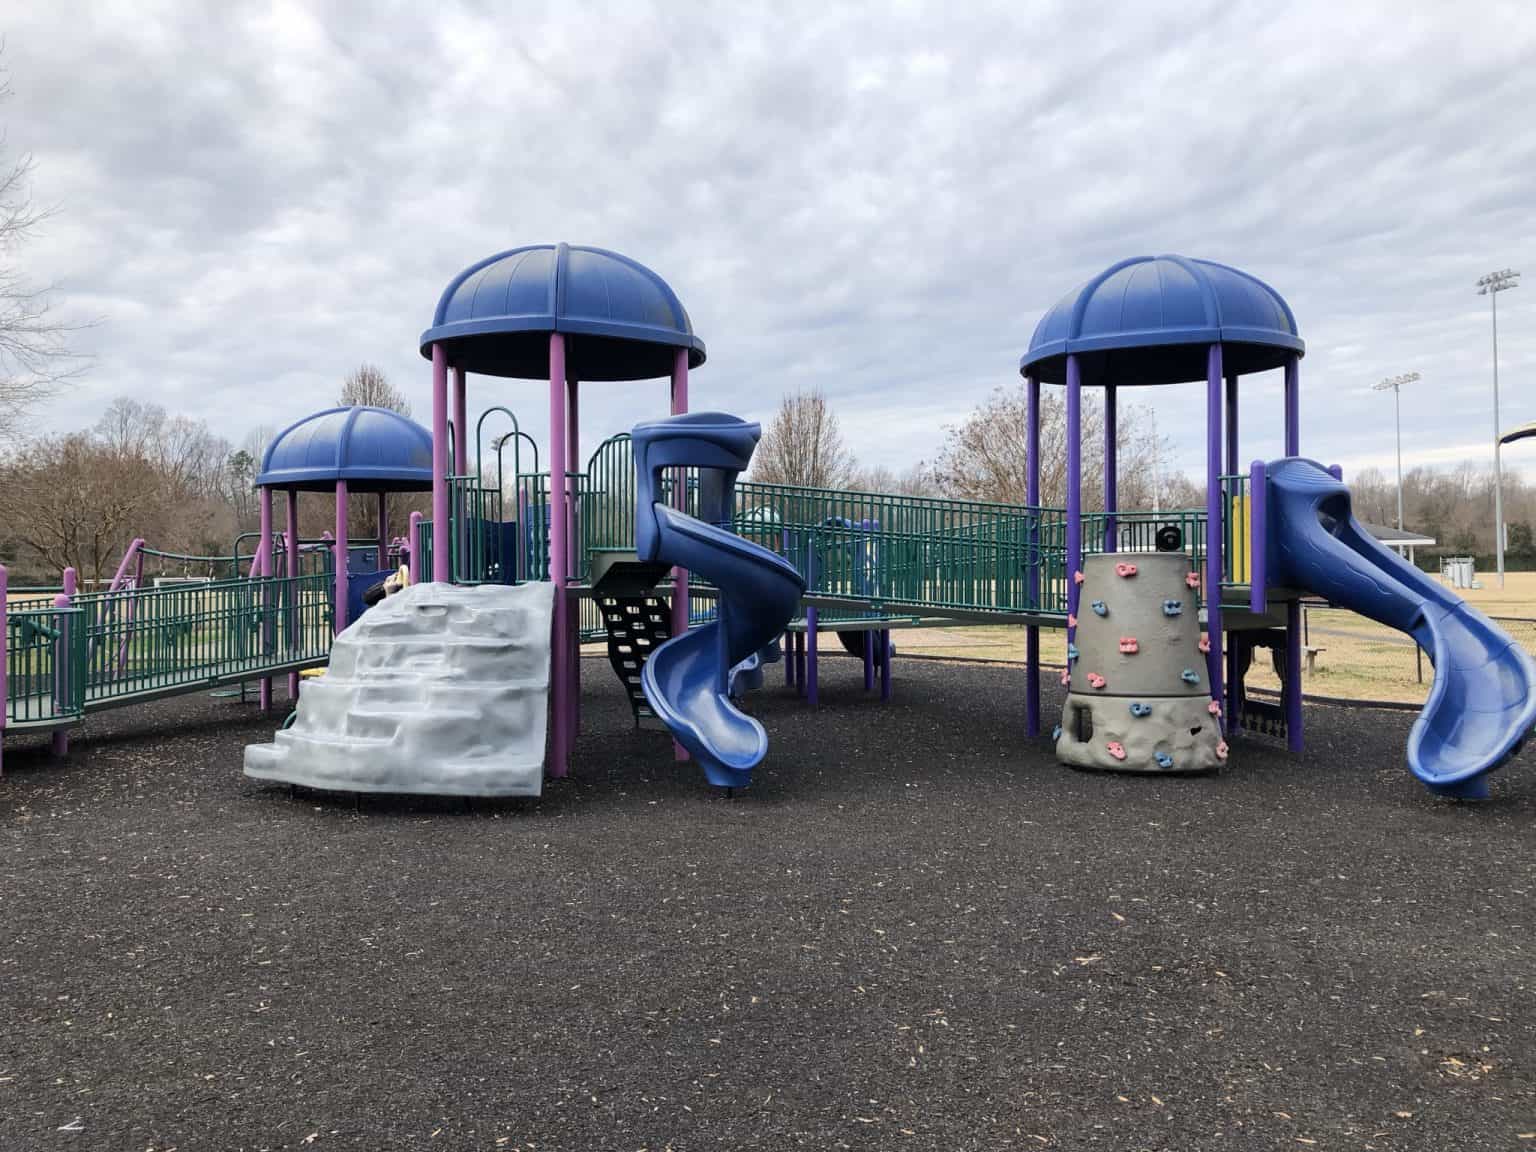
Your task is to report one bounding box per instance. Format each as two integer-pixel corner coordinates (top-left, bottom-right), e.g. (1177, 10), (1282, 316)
(1265, 458), (1536, 798)
(632, 413), (806, 789)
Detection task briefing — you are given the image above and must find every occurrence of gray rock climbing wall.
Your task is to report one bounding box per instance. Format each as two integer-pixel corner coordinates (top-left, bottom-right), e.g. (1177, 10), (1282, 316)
(244, 581), (555, 796)
(1054, 552), (1226, 774)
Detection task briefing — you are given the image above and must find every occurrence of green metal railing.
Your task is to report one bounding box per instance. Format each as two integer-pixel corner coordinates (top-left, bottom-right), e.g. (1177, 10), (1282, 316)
(1220, 474), (1251, 586)
(69, 572), (333, 705)
(5, 605), (86, 725)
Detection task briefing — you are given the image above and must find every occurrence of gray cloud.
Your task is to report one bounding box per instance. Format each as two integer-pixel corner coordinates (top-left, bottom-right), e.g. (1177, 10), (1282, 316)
(7, 0), (1535, 484)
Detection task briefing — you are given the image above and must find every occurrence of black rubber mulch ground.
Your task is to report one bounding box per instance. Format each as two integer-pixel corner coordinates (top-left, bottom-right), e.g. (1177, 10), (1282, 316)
(2, 656), (1534, 1151)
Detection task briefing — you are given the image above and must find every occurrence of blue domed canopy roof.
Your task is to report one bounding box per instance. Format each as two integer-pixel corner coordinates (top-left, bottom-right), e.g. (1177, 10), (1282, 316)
(257, 406), (434, 492)
(1021, 255), (1304, 386)
(419, 243), (706, 382)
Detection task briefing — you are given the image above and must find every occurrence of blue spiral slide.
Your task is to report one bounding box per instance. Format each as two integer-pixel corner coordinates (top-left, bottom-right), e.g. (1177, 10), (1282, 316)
(1265, 458), (1536, 798)
(632, 414), (807, 789)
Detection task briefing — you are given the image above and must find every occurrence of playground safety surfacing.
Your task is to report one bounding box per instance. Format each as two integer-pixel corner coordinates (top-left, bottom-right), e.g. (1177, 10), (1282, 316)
(1, 657), (1533, 1149)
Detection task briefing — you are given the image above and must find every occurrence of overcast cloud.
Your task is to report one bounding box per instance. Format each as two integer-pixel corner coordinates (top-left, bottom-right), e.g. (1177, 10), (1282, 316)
(6, 0), (1535, 482)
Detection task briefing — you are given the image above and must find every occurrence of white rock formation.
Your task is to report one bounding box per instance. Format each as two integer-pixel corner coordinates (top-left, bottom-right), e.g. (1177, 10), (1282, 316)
(244, 581), (554, 796)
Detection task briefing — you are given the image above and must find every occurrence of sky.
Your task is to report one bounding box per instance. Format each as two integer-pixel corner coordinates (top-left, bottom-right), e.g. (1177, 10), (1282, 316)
(6, 0), (1536, 484)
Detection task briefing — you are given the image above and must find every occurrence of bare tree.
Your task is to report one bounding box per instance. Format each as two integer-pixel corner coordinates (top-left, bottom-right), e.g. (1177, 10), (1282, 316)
(933, 381), (1169, 510)
(849, 461), (936, 497)
(339, 363), (410, 415)
(0, 53), (83, 446)
(751, 388), (856, 489)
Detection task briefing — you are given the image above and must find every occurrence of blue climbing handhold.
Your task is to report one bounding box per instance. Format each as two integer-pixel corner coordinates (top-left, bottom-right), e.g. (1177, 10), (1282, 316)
(1154, 751), (1174, 768)
(1051, 725), (1062, 742)
(1129, 702), (1152, 717)
(1091, 600), (1108, 617)
(1181, 669), (1200, 685)
(1067, 643), (1079, 661)
(1162, 599), (1183, 617)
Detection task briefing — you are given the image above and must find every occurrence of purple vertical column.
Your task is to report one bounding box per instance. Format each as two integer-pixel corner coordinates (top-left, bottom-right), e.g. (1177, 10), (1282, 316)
(1224, 373), (1240, 722)
(670, 349), (690, 760)
(863, 630), (875, 692)
(806, 606), (819, 706)
(1204, 345), (1225, 727)
(453, 367), (468, 476)
(1065, 356), (1083, 627)
(548, 334), (570, 778)
(51, 566), (77, 757)
(1283, 353), (1303, 750)
(430, 346), (450, 583)
(407, 511), (422, 585)
(566, 377), (581, 734)
(287, 489), (300, 702)
(1103, 383), (1117, 553)
(1025, 373), (1041, 736)
(879, 629), (892, 701)
(0, 564), (7, 776)
(258, 486), (274, 711)
(333, 479), (350, 634)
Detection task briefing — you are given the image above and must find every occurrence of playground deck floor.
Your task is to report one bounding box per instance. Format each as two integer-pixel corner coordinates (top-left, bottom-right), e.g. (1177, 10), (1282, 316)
(2, 657), (1534, 1150)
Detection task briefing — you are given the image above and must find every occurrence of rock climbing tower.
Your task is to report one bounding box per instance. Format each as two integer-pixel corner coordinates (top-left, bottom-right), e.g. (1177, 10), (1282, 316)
(1054, 553), (1226, 773)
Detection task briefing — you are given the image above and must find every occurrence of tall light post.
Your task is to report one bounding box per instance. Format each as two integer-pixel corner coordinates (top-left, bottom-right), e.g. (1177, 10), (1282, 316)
(1373, 371), (1419, 530)
(1478, 268), (1520, 587)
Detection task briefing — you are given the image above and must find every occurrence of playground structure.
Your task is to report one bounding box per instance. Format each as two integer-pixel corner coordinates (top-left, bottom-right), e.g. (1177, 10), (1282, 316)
(6, 246), (1536, 798)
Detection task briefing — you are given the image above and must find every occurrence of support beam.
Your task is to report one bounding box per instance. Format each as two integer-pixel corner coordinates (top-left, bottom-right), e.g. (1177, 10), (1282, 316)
(452, 366), (468, 477)
(1205, 344), (1225, 727)
(548, 333), (570, 778)
(430, 345), (450, 582)
(1025, 372), (1041, 737)
(334, 479), (350, 634)
(670, 348), (690, 761)
(1104, 383), (1117, 553)
(287, 489), (300, 701)
(259, 486), (274, 712)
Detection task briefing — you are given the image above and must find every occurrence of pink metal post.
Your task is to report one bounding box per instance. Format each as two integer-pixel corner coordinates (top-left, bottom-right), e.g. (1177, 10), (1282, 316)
(258, 486), (274, 712)
(334, 479), (350, 633)
(430, 345), (451, 582)
(408, 511), (423, 586)
(566, 376), (581, 733)
(547, 333), (570, 777)
(51, 567), (77, 757)
(453, 366), (468, 477)
(286, 489), (300, 701)
(670, 348), (690, 760)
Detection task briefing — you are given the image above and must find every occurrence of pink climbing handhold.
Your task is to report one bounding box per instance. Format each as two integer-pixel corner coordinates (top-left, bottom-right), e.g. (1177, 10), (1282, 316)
(1086, 672), (1106, 690)
(1198, 635), (1211, 653)
(1207, 700), (1222, 716)
(1106, 741), (1126, 761)
(1215, 740), (1229, 760)
(1073, 570), (1085, 585)
(1115, 562), (1138, 578)
(1067, 613), (1077, 628)
(1118, 636), (1139, 654)
(1185, 572), (1201, 589)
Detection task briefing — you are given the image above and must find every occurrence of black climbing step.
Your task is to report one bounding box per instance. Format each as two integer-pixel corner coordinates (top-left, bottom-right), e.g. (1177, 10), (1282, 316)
(596, 594), (673, 731)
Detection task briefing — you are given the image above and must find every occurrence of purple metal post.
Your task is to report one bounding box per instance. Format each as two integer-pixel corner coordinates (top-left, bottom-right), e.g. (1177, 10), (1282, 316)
(452, 367), (468, 477)
(287, 489), (300, 701)
(1025, 373), (1040, 736)
(1103, 383), (1117, 553)
(1284, 353), (1303, 750)
(1204, 344), (1225, 729)
(51, 567), (76, 757)
(259, 486), (274, 712)
(806, 606), (819, 706)
(0, 564), (7, 776)
(879, 629), (892, 701)
(1283, 353), (1299, 457)
(863, 630), (875, 692)
(670, 349), (690, 761)
(1065, 356), (1083, 627)
(548, 333), (570, 778)
(1248, 461), (1267, 614)
(333, 479), (350, 635)
(794, 632), (805, 693)
(784, 631), (796, 688)
(430, 345), (450, 582)
(407, 511), (422, 586)
(1224, 373), (1239, 475)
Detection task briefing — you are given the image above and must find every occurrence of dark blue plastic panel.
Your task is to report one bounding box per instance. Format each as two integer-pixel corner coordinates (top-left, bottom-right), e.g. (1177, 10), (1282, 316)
(1264, 457), (1536, 798)
(257, 406), (435, 492)
(419, 242), (706, 381)
(1022, 255), (1304, 385)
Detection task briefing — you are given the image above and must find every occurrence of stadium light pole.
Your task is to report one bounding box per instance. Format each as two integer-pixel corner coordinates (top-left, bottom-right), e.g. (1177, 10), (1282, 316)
(1373, 371), (1419, 530)
(1478, 268), (1520, 587)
